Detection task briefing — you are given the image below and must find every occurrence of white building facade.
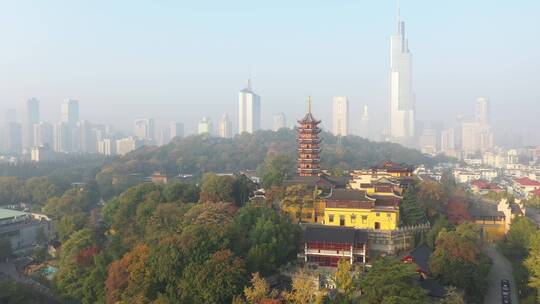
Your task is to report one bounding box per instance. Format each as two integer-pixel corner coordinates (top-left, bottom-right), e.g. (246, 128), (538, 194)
(238, 79), (261, 134)
(332, 96), (349, 136)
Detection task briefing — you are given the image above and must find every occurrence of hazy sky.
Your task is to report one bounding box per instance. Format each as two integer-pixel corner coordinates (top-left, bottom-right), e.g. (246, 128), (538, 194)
(1, 1), (539, 143)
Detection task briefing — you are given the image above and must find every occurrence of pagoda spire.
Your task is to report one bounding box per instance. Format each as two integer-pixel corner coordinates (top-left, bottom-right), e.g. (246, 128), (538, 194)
(307, 96), (312, 113)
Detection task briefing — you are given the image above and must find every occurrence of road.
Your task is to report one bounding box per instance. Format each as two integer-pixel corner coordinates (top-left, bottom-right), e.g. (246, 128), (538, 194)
(483, 246), (518, 304)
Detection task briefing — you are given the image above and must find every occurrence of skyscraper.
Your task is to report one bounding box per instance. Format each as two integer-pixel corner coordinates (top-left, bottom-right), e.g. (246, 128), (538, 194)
(169, 122), (184, 139)
(389, 5), (415, 144)
(475, 97), (490, 125)
(34, 122), (54, 147)
(359, 105), (370, 139)
(198, 117), (213, 135)
(53, 122), (70, 152)
(61, 99), (79, 127)
(134, 118), (156, 143)
(218, 114), (232, 138)
(23, 98), (40, 149)
(238, 79), (261, 134)
(332, 97), (349, 136)
(273, 113), (287, 131)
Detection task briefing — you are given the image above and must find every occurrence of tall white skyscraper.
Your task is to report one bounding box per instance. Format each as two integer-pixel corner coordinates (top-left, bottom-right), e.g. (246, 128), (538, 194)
(389, 6), (415, 144)
(61, 99), (79, 127)
(475, 97), (490, 125)
(273, 113), (287, 131)
(218, 114), (232, 138)
(332, 96), (349, 136)
(23, 98), (40, 149)
(238, 79), (261, 134)
(198, 117), (213, 135)
(359, 105), (370, 139)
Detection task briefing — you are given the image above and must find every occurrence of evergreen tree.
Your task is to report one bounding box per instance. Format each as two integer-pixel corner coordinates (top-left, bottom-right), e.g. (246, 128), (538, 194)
(400, 186), (427, 226)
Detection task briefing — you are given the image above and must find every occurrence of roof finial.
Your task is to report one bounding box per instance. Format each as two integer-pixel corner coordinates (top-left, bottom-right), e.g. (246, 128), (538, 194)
(307, 96), (312, 113)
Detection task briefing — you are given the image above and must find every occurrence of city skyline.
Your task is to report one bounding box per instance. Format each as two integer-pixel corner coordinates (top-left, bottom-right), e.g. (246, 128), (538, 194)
(0, 1), (538, 143)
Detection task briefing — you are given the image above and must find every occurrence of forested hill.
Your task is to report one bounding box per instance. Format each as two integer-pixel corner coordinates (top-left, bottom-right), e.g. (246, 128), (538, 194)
(97, 129), (448, 182)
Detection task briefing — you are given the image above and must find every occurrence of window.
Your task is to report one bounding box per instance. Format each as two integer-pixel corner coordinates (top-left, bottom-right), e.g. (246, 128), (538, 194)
(339, 215), (345, 226)
(387, 213), (392, 218)
(374, 222), (381, 230)
(351, 214), (356, 223)
(329, 214), (334, 222)
(361, 215), (367, 224)
(376, 212), (380, 217)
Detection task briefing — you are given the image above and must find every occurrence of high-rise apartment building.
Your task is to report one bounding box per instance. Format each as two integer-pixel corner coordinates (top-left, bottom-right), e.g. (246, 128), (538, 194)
(53, 122), (70, 152)
(273, 113), (287, 131)
(238, 79), (261, 134)
(389, 8), (415, 144)
(98, 138), (116, 156)
(61, 99), (79, 127)
(23, 98), (40, 149)
(359, 105), (370, 140)
(198, 117), (213, 135)
(332, 97), (349, 136)
(475, 97), (490, 125)
(440, 128), (455, 152)
(3, 122), (22, 154)
(116, 137), (142, 156)
(218, 114), (232, 138)
(134, 118), (155, 143)
(169, 122), (184, 139)
(34, 122), (54, 147)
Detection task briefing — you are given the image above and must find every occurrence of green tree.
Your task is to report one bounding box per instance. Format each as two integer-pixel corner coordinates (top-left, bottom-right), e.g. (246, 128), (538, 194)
(525, 231), (540, 303)
(55, 228), (97, 301)
(282, 270), (324, 304)
(200, 173), (235, 203)
(0, 176), (24, 205)
(417, 180), (446, 219)
(426, 216), (453, 248)
(229, 203), (299, 275)
(429, 223), (490, 303)
(163, 181), (200, 203)
(24, 176), (58, 206)
(358, 257), (427, 304)
(507, 217), (537, 256)
(334, 259), (355, 301)
(399, 186), (427, 226)
(243, 272), (275, 304)
(233, 174), (257, 206)
(179, 249), (247, 304)
(259, 154), (295, 189)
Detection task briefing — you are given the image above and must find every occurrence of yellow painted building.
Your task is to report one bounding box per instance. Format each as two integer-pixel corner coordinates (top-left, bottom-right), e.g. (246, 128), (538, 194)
(281, 201), (325, 224)
(322, 189), (400, 231)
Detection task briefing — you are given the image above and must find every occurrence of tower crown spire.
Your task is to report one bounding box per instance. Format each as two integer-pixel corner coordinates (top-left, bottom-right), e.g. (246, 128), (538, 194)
(247, 78), (252, 91)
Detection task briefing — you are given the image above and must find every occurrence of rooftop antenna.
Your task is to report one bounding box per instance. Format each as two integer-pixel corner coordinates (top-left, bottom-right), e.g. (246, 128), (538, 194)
(396, 0), (401, 33)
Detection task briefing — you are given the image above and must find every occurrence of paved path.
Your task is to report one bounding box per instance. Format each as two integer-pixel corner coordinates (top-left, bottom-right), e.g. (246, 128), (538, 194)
(483, 245), (518, 304)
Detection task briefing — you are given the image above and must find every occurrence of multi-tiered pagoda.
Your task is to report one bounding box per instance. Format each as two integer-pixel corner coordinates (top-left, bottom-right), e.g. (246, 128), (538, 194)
(297, 98), (322, 176)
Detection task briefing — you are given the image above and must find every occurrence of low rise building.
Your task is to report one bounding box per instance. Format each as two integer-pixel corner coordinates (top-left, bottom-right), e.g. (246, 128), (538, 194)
(300, 224), (368, 267)
(322, 189), (400, 231)
(0, 208), (52, 252)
